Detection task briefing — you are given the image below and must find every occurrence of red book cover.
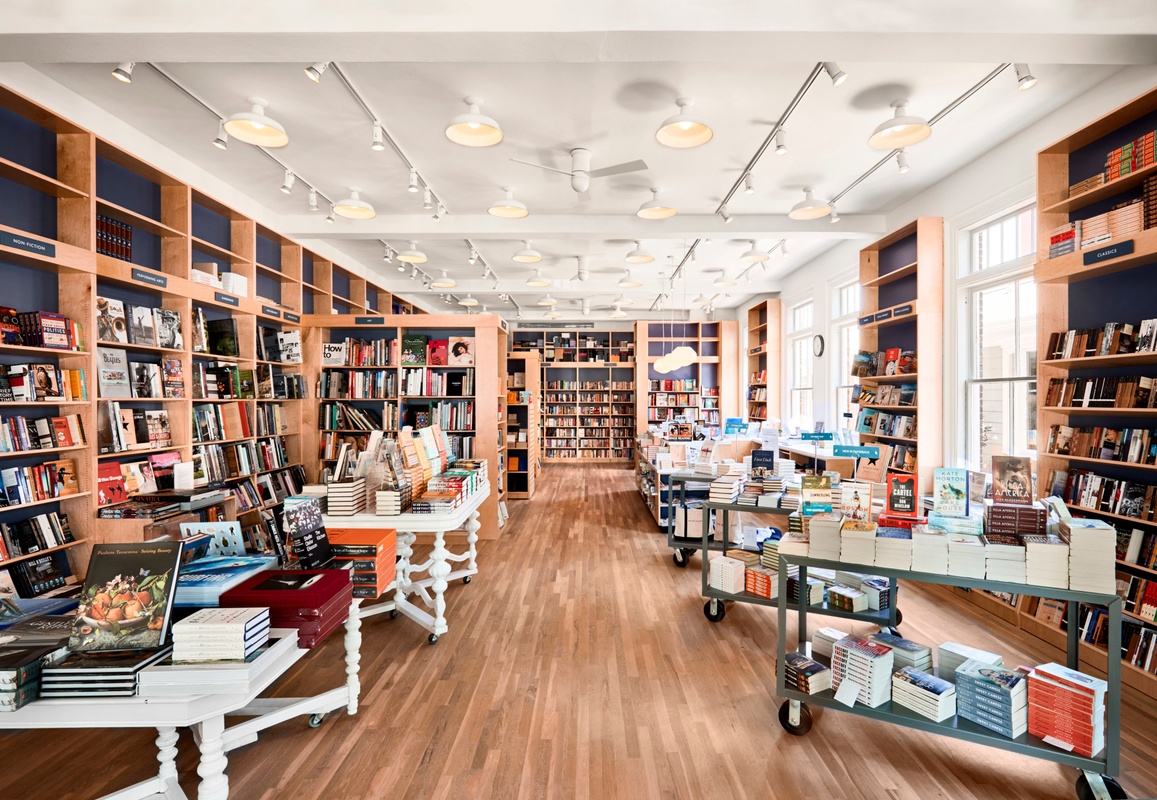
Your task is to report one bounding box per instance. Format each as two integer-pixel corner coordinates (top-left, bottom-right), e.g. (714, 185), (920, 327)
(96, 461), (127, 507)
(886, 473), (920, 517)
(51, 417), (73, 447)
(427, 339), (448, 366)
(218, 569), (351, 610)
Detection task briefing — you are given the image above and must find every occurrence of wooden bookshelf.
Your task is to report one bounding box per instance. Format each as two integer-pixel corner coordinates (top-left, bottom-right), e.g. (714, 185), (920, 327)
(746, 298), (781, 423)
(635, 321), (739, 436)
(854, 217), (944, 486)
(505, 352), (540, 499)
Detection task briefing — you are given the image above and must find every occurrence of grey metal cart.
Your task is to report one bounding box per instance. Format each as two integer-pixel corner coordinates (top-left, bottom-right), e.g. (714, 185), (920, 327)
(699, 500), (902, 628)
(775, 553), (1126, 800)
(666, 472), (716, 567)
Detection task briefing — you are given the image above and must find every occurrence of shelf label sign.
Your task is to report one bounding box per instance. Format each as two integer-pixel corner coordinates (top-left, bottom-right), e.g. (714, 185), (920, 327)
(131, 268), (167, 288)
(1, 231), (55, 258)
(874, 310), (893, 321)
(858, 314), (875, 326)
(284, 312), (300, 323)
(748, 346), (763, 356)
(801, 431), (834, 441)
(894, 304), (913, 316)
(1083, 239), (1133, 265)
(834, 445), (880, 458)
(214, 291), (239, 307)
(355, 316), (384, 325)
(261, 305), (281, 318)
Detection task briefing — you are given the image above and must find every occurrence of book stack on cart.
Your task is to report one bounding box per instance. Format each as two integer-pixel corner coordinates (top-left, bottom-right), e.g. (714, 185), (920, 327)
(170, 607), (270, 664)
(869, 632), (932, 672)
(831, 634), (894, 708)
(220, 570), (353, 649)
(891, 667), (957, 722)
(326, 478), (368, 517)
(781, 652), (831, 696)
(1027, 662), (1107, 757)
(937, 642), (1003, 678)
(327, 528), (397, 600)
(954, 659), (1028, 739)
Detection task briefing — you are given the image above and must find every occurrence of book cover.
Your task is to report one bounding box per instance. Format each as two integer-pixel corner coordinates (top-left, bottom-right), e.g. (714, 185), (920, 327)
(162, 358), (184, 398)
(992, 455), (1033, 505)
(95, 297), (128, 344)
(887, 472), (919, 517)
(427, 339), (449, 366)
(129, 361), (163, 399)
(190, 308), (209, 353)
(45, 459), (79, 496)
(401, 335), (428, 365)
(0, 307), (23, 346)
(219, 569), (352, 610)
(750, 449), (776, 479)
(259, 326), (281, 362)
(153, 308), (183, 350)
(96, 461), (128, 507)
(206, 319), (239, 357)
(856, 444), (890, 484)
(321, 342), (347, 367)
(840, 481), (873, 522)
(277, 330), (302, 364)
(800, 475), (833, 516)
(69, 541), (183, 652)
(97, 347), (132, 398)
(933, 468), (969, 516)
(448, 337), (475, 366)
(884, 347), (900, 375)
(29, 363), (61, 400)
(125, 304), (157, 347)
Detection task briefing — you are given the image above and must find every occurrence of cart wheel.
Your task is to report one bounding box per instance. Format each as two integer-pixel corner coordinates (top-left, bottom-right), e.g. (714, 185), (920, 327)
(895, 608), (903, 625)
(673, 549), (689, 568)
(389, 609), (399, 620)
(463, 575), (472, 584)
(703, 599), (725, 622)
(1076, 774), (1128, 800)
(308, 714), (324, 729)
(428, 633), (439, 644)
(777, 701), (813, 736)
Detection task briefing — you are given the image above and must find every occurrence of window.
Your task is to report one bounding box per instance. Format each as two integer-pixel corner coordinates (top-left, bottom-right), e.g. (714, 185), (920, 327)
(831, 280), (862, 433)
(967, 205), (1037, 275)
(788, 300), (814, 426)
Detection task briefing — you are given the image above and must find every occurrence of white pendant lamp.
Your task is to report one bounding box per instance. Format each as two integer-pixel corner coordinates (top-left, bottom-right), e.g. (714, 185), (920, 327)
(334, 187), (376, 220)
(691, 294), (709, 308)
(224, 97), (289, 147)
(669, 345), (698, 366)
(869, 100), (932, 149)
(445, 96), (503, 147)
(655, 98), (713, 148)
(712, 273), (737, 289)
(512, 240), (543, 263)
(788, 187), (831, 220)
(537, 293), (558, 307)
(625, 241), (655, 264)
(488, 187), (529, 218)
(637, 188), (677, 220)
(397, 241), (427, 264)
(654, 356), (675, 374)
(547, 309), (563, 320)
(610, 305), (628, 320)
(431, 270), (456, 289)
(619, 270), (643, 289)
(740, 240), (769, 263)
(457, 294), (479, 307)
(525, 268), (552, 288)
(612, 295), (634, 306)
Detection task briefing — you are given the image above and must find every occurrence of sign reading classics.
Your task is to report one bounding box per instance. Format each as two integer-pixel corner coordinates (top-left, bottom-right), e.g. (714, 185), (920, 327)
(800, 431), (834, 442)
(214, 291), (239, 307)
(261, 305), (281, 318)
(1, 231), (55, 257)
(1083, 239), (1133, 265)
(833, 445), (880, 459)
(131, 268), (167, 288)
(355, 316), (385, 325)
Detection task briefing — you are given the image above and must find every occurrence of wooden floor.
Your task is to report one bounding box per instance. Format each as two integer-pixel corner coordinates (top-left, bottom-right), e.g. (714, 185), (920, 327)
(3, 464), (1157, 799)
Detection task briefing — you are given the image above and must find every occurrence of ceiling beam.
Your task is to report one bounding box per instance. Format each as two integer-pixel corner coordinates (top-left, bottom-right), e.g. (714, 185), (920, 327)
(280, 214), (885, 240)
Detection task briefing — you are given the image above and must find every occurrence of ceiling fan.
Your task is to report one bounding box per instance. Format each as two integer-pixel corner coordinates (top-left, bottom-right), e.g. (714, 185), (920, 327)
(510, 148), (648, 195)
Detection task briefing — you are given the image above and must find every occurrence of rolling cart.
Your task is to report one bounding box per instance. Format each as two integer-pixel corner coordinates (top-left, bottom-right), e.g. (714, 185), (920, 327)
(666, 472), (715, 568)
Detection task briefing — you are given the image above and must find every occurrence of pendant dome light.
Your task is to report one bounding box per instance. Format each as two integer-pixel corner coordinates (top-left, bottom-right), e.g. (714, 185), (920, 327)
(625, 241), (655, 264)
(610, 305), (628, 320)
(537, 293), (558, 307)
(457, 294), (479, 307)
(431, 270), (457, 289)
(669, 345), (698, 366)
(224, 97), (289, 147)
(488, 187), (529, 218)
(868, 100), (932, 149)
(547, 309), (563, 320)
(445, 96), (503, 147)
(740, 240), (769, 263)
(525, 268), (552, 288)
(612, 295), (634, 307)
(637, 188), (677, 220)
(654, 356), (675, 374)
(655, 98), (713, 148)
(334, 187), (375, 220)
(512, 241), (543, 263)
(712, 272), (737, 289)
(397, 241), (427, 264)
(619, 270), (643, 289)
(691, 294), (710, 308)
(788, 187), (832, 220)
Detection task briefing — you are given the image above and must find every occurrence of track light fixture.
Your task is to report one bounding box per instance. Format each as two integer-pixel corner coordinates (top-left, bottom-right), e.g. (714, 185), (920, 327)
(637, 188), (677, 220)
(1014, 63), (1037, 91)
(382, 244), (393, 262)
(371, 122), (386, 151)
(421, 187), (434, 211)
(308, 188), (319, 212)
(445, 96), (503, 146)
(897, 149), (910, 175)
(279, 170), (295, 195)
(829, 204), (840, 224)
(781, 240), (789, 255)
(512, 241), (543, 263)
(334, 187), (375, 220)
(655, 97), (713, 148)
(398, 263), (406, 273)
(431, 270), (457, 289)
(517, 308), (524, 320)
(224, 97), (289, 147)
(625, 241), (655, 264)
(788, 187), (831, 220)
(720, 206), (733, 224)
(468, 249), (478, 266)
(325, 205), (336, 224)
(869, 100), (931, 149)
(304, 62), (329, 83)
(410, 267), (419, 279)
(398, 241), (428, 264)
(774, 129), (787, 156)
(212, 121), (229, 151)
(744, 174), (755, 195)
(407, 169), (419, 193)
(433, 203), (445, 221)
(112, 62), (135, 84)
(822, 62), (848, 87)
(488, 187), (529, 219)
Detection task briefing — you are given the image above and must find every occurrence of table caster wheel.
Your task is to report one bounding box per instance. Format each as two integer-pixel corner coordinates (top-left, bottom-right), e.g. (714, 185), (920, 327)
(389, 609), (399, 620)
(673, 549), (689, 568)
(463, 575), (472, 584)
(703, 599), (725, 623)
(1076, 773), (1128, 800)
(895, 608), (903, 625)
(308, 714), (324, 729)
(428, 634), (439, 644)
(778, 701), (813, 736)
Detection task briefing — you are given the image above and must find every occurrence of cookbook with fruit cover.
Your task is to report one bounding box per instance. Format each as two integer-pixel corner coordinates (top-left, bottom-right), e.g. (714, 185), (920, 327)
(69, 541), (183, 652)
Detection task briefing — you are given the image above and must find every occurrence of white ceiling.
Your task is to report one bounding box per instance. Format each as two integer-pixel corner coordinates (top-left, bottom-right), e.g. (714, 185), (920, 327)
(13, 3), (1150, 318)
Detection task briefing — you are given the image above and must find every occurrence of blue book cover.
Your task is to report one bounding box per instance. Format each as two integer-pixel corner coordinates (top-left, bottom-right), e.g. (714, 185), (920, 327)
(175, 555), (277, 586)
(891, 666), (954, 695)
(955, 659), (1027, 696)
(933, 468), (970, 516)
(750, 449), (776, 479)
(871, 633), (930, 656)
(0, 596), (79, 630)
(876, 527), (912, 541)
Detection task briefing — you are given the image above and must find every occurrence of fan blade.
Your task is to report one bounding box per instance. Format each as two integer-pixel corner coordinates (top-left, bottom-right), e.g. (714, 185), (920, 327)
(588, 159), (648, 179)
(509, 158), (574, 177)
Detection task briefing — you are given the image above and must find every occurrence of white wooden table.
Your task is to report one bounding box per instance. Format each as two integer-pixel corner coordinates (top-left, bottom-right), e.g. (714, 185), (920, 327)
(0, 602), (363, 800)
(323, 482), (487, 644)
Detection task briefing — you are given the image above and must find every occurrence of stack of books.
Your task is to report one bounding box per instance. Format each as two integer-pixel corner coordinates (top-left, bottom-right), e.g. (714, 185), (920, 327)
(0, 646), (54, 711)
(787, 571), (825, 605)
(928, 511), (985, 536)
(911, 525), (950, 574)
(137, 633), (295, 697)
(708, 556), (746, 594)
(891, 667), (958, 721)
(327, 528), (398, 599)
(760, 535), (781, 573)
(40, 648), (173, 698)
(778, 530), (810, 558)
(870, 632), (933, 671)
(173, 555), (279, 607)
(985, 500), (1047, 537)
(326, 479), (367, 516)
(171, 607), (270, 663)
(937, 642), (1003, 680)
(1027, 662), (1106, 757)
(693, 461), (719, 480)
(743, 565), (778, 599)
(808, 513), (845, 561)
(954, 659), (1028, 739)
(840, 521), (878, 565)
(983, 534), (1027, 583)
(947, 534), (987, 579)
(831, 634), (894, 708)
(874, 527), (913, 570)
(812, 626), (849, 659)
(781, 652), (832, 695)
(1021, 534), (1070, 589)
(220, 569), (353, 649)
(859, 576), (892, 612)
(374, 489), (404, 516)
(828, 584), (868, 612)
(709, 474), (742, 504)
(780, 483), (801, 512)
(1061, 518), (1116, 594)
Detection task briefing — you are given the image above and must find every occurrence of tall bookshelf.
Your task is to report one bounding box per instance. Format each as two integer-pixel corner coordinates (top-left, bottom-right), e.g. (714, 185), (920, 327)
(635, 321), (739, 436)
(505, 352), (540, 498)
(746, 298), (781, 423)
(0, 83), (431, 580)
(854, 218), (944, 487)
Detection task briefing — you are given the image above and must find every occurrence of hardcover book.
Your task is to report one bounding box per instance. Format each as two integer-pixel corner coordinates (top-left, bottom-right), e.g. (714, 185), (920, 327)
(401, 335), (428, 365)
(96, 461), (128, 507)
(992, 455), (1034, 505)
(97, 347), (132, 398)
(448, 337), (475, 366)
(800, 475), (833, 516)
(130, 361), (163, 399)
(96, 296), (128, 344)
(162, 358), (185, 398)
(750, 449), (776, 479)
(45, 459), (79, 496)
(153, 308), (183, 350)
(932, 468), (970, 517)
(886, 472), (919, 517)
(126, 304), (157, 347)
(191, 308), (209, 353)
(69, 541), (183, 652)
(219, 569), (352, 610)
(29, 363), (61, 400)
(277, 330), (302, 364)
(206, 319), (240, 358)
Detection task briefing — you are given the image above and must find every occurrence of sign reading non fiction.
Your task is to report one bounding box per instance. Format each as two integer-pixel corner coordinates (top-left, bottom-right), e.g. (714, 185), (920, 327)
(131, 268), (167, 288)
(214, 291), (239, 307)
(284, 312), (301, 323)
(801, 431), (834, 442)
(834, 445), (881, 459)
(1083, 239), (1134, 265)
(261, 305), (281, 318)
(874, 310), (893, 322)
(355, 316), (384, 325)
(1, 231), (55, 258)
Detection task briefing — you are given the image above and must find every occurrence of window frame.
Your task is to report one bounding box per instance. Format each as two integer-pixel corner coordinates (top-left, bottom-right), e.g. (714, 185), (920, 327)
(786, 298), (815, 427)
(830, 278), (862, 435)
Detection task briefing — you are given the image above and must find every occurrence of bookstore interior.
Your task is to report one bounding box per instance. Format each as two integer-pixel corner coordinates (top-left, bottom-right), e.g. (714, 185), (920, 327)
(1, 6), (1157, 800)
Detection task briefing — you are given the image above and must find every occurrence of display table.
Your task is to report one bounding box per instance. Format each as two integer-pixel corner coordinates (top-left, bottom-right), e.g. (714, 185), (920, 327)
(778, 439), (856, 478)
(322, 482), (487, 644)
(0, 608), (363, 800)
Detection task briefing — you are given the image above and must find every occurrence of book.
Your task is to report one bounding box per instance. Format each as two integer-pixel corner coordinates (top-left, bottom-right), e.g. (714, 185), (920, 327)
(206, 318), (240, 357)
(162, 357), (185, 398)
(125, 304), (157, 347)
(932, 468), (969, 517)
(886, 472), (919, 517)
(153, 308), (183, 350)
(427, 339), (449, 366)
(321, 342), (347, 367)
(992, 455), (1033, 505)
(277, 330), (302, 364)
(96, 461), (128, 507)
(449, 336), (475, 366)
(401, 335), (428, 365)
(95, 296), (129, 344)
(97, 347), (132, 398)
(191, 308), (209, 353)
(130, 361), (163, 399)
(44, 459), (79, 496)
(69, 541), (183, 651)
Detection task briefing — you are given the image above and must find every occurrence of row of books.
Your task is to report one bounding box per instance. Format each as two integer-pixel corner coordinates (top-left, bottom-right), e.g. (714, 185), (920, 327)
(254, 403), (290, 437)
(96, 296), (182, 350)
(318, 369), (397, 399)
(651, 392), (698, 407)
(400, 367), (473, 397)
(97, 403), (171, 455)
(317, 402), (382, 432)
(193, 401), (251, 443)
(96, 348), (178, 399)
(0, 414), (87, 454)
(0, 511), (75, 559)
(857, 409), (916, 439)
(1045, 321), (1157, 361)
(1045, 424), (1157, 464)
(1043, 375), (1157, 409)
(190, 362), (253, 401)
(1, 458), (80, 508)
(95, 214), (134, 262)
(321, 338), (396, 367)
(193, 440), (262, 484)
(256, 325), (302, 364)
(1048, 467), (1157, 523)
(0, 363), (87, 403)
(855, 383), (916, 407)
(851, 348), (916, 378)
(649, 379), (697, 392)
(5, 308), (84, 351)
(1117, 526), (1157, 571)
(397, 334), (476, 367)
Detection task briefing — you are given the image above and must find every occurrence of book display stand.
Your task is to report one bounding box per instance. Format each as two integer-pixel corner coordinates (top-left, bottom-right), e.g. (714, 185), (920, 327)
(746, 299), (781, 423)
(505, 352), (540, 498)
(636, 321), (739, 437)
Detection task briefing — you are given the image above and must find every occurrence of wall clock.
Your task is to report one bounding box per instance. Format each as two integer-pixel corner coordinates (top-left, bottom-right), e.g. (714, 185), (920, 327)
(812, 334), (825, 357)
